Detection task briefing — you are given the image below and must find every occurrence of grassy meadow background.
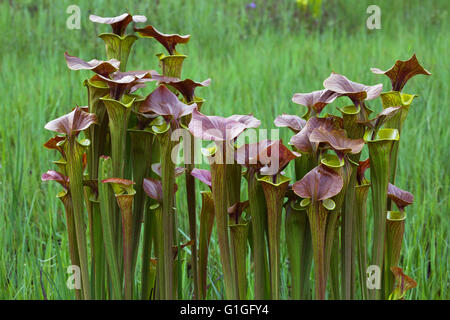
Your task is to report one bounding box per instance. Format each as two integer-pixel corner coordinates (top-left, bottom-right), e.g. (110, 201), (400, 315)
(0, 0), (448, 299)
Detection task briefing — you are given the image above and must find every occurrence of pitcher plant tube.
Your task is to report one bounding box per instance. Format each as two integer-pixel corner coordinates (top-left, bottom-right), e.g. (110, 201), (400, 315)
(140, 85), (196, 299)
(90, 13), (147, 71)
(64, 52), (119, 188)
(309, 125), (365, 299)
(135, 25), (190, 78)
(44, 107), (97, 299)
(354, 158), (370, 299)
(228, 200), (250, 299)
(384, 183), (414, 298)
(364, 128), (400, 299)
(42, 170), (82, 299)
(102, 178), (136, 300)
(155, 76), (210, 299)
(236, 139), (299, 299)
(191, 169), (215, 300)
(372, 54), (430, 207)
(189, 109), (260, 299)
(293, 164), (343, 300)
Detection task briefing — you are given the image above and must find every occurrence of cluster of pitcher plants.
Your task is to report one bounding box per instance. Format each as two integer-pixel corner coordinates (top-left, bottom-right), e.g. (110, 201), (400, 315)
(42, 12), (430, 300)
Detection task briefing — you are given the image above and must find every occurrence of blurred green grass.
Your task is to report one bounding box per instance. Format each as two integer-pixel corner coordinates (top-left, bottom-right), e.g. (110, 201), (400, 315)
(0, 0), (448, 299)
